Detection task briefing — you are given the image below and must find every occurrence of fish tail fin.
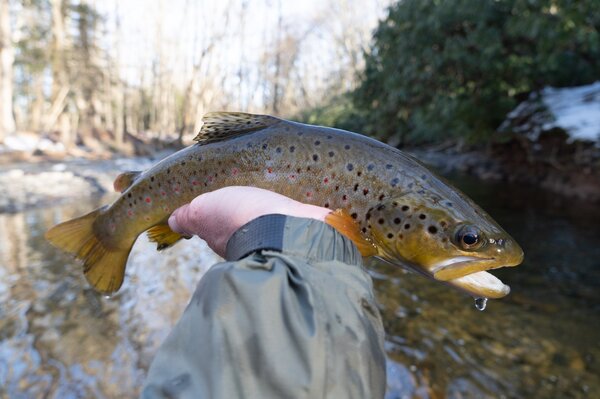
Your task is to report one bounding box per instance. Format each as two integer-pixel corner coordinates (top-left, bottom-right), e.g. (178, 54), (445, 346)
(325, 209), (378, 257)
(45, 206), (133, 294)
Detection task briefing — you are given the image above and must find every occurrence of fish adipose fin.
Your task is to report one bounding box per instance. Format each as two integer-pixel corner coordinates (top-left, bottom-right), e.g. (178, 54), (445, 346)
(147, 224), (189, 250)
(113, 171), (142, 193)
(45, 206), (134, 294)
(194, 112), (281, 144)
(325, 209), (378, 257)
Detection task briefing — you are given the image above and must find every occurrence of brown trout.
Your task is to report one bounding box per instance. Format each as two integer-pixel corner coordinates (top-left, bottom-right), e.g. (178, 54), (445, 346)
(46, 112), (523, 297)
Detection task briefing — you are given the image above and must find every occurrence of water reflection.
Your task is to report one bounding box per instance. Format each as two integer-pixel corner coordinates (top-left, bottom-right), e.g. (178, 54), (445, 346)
(0, 198), (218, 397)
(0, 177), (599, 398)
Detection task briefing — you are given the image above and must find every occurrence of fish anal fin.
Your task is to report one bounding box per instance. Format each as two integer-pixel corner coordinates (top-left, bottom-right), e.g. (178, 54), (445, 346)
(45, 206), (133, 294)
(113, 171), (142, 193)
(325, 209), (378, 257)
(147, 224), (187, 251)
(194, 112), (281, 144)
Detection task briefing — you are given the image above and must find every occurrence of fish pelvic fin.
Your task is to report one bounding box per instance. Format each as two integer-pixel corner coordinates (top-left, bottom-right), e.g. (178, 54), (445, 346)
(113, 171), (142, 193)
(45, 206), (133, 294)
(194, 112), (281, 144)
(325, 209), (378, 257)
(147, 224), (189, 250)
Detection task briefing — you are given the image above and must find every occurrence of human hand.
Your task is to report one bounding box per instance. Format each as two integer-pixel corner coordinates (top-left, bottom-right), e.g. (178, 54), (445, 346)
(168, 186), (331, 257)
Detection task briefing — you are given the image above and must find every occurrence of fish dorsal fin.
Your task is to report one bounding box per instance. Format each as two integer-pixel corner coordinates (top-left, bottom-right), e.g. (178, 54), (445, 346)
(194, 112), (281, 144)
(113, 171), (141, 193)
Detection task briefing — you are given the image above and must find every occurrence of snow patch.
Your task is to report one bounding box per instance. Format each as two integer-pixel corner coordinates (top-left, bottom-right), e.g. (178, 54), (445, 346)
(541, 82), (600, 143)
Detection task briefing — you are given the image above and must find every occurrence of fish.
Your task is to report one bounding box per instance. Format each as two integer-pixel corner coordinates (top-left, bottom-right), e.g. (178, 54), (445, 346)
(45, 112), (523, 298)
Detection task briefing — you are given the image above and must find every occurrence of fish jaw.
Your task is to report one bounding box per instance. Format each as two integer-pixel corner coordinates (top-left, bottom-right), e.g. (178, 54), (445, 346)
(446, 271), (510, 299)
(431, 238), (524, 281)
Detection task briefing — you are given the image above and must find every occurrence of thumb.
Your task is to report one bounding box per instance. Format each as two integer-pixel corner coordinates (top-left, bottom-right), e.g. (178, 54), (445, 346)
(168, 204), (193, 235)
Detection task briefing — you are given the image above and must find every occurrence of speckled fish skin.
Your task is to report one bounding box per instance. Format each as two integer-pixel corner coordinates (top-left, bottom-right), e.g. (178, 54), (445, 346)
(49, 112), (523, 296)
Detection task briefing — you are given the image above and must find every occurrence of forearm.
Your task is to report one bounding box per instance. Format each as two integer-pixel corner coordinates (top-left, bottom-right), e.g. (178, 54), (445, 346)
(141, 215), (386, 399)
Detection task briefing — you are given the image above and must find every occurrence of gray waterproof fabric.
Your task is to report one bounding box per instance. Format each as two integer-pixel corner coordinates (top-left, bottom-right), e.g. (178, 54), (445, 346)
(141, 215), (386, 399)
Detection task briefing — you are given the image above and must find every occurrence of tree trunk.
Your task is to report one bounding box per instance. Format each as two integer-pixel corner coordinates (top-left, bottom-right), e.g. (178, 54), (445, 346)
(50, 0), (71, 146)
(0, 0), (16, 142)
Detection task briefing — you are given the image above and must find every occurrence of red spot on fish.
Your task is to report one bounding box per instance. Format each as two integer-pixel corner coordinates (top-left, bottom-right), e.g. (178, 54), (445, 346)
(163, 205), (170, 212)
(192, 180), (198, 186)
(306, 192), (312, 198)
(127, 209), (134, 217)
(267, 167), (273, 174)
(323, 177), (329, 183)
(342, 195), (348, 201)
(145, 197), (152, 203)
(232, 168), (239, 176)
(208, 176), (213, 183)
(161, 191), (167, 197)
(290, 175), (296, 180)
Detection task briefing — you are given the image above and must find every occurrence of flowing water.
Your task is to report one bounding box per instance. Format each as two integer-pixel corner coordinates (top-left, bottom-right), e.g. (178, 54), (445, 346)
(0, 173), (598, 398)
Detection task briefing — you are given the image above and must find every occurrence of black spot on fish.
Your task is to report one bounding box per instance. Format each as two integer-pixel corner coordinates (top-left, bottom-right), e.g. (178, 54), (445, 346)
(335, 185), (339, 191)
(366, 213), (371, 220)
(421, 174), (427, 180)
(262, 144), (268, 150)
(285, 127), (290, 132)
(246, 143), (252, 148)
(328, 151), (335, 157)
(344, 144), (351, 150)
(440, 221), (447, 227)
(351, 213), (358, 219)
(378, 218), (385, 225)
(428, 226), (438, 234)
(367, 164), (374, 171)
(314, 140), (320, 145)
(324, 202), (330, 208)
(379, 194), (385, 201)
(129, 203), (132, 207)
(313, 154), (319, 162)
(418, 190), (425, 194)
(167, 168), (171, 174)
(353, 183), (359, 191)
(377, 204), (385, 211)
(138, 196), (142, 201)
(127, 193), (132, 198)
(390, 178), (399, 187)
(363, 188), (369, 195)
(394, 218), (401, 224)
(362, 227), (367, 233)
(404, 224), (411, 230)
(401, 205), (409, 211)
(342, 194), (347, 201)
(357, 171), (362, 177)
(446, 202), (453, 207)
(150, 177), (155, 182)
(419, 214), (426, 220)
(149, 185), (153, 190)
(181, 161), (186, 166)
(290, 146), (295, 152)
(297, 168), (301, 173)
(298, 131), (303, 136)
(387, 233), (394, 239)
(386, 164), (393, 169)
(276, 147), (282, 153)
(327, 135), (332, 139)
(347, 163), (354, 171)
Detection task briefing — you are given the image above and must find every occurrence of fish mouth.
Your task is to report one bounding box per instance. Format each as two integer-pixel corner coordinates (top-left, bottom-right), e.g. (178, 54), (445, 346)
(430, 254), (524, 298)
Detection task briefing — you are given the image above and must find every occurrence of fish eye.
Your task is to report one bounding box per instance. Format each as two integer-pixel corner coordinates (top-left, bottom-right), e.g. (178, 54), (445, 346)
(455, 225), (484, 250)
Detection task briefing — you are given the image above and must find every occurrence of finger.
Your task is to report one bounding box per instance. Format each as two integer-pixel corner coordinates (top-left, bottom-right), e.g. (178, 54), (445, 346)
(168, 204), (193, 235)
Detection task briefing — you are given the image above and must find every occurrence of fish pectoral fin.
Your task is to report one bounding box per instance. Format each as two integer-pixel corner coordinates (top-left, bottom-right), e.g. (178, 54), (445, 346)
(325, 209), (378, 257)
(147, 224), (189, 251)
(194, 112), (281, 144)
(113, 171), (142, 193)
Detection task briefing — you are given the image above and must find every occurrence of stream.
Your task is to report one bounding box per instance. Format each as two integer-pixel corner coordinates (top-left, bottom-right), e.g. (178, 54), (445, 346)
(0, 165), (598, 398)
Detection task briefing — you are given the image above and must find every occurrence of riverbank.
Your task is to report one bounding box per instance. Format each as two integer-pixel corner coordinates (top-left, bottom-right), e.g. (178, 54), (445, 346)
(412, 137), (600, 203)
(0, 152), (171, 213)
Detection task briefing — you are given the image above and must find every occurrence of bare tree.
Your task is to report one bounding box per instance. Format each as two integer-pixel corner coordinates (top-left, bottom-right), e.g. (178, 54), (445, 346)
(0, 0), (15, 142)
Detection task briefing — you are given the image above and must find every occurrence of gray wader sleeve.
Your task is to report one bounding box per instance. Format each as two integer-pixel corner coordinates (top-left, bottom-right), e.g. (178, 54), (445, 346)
(141, 215), (386, 399)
